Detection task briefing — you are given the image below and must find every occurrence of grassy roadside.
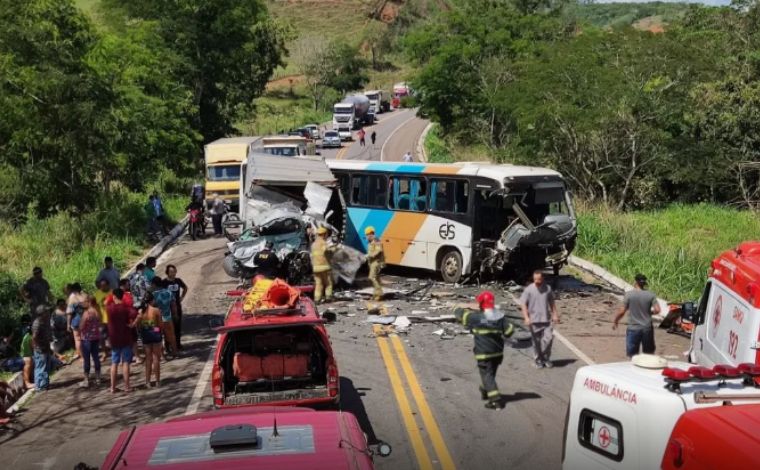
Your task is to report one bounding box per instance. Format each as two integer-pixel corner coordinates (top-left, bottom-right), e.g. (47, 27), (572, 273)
(0, 192), (184, 337)
(575, 203), (760, 301)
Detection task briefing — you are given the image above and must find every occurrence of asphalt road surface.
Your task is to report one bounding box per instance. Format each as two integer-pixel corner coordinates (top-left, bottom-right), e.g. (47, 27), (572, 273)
(319, 108), (428, 162)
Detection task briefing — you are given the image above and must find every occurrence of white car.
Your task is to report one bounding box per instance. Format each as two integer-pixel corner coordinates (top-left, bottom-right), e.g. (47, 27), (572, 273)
(304, 124), (320, 140)
(322, 130), (342, 148)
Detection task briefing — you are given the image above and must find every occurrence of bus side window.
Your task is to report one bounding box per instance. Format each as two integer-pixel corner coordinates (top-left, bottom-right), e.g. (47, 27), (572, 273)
(351, 174), (387, 208)
(431, 179), (468, 213)
(337, 173), (350, 203)
(391, 177), (427, 212)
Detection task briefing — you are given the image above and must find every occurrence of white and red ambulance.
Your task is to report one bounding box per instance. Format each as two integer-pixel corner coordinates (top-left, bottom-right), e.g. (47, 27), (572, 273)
(562, 356), (760, 470)
(688, 241), (760, 367)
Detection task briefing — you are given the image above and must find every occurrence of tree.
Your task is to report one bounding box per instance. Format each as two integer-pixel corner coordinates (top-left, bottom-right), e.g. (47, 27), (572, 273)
(322, 43), (369, 94)
(290, 35), (332, 110)
(102, 0), (287, 142)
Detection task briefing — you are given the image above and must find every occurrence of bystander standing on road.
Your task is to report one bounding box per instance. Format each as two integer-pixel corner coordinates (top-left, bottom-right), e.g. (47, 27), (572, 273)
(79, 296), (102, 388)
(370, 130), (377, 145)
(137, 292), (163, 387)
(107, 289), (134, 393)
(66, 283), (87, 360)
(164, 265), (187, 351)
(94, 279), (112, 361)
(209, 193), (226, 237)
(144, 257), (157, 283)
(21, 267), (52, 318)
(402, 151), (413, 162)
(613, 273), (661, 358)
(31, 305), (53, 391)
(19, 315), (34, 390)
(520, 271), (560, 368)
(145, 195), (159, 235)
(150, 277), (177, 358)
(358, 128), (366, 147)
(51, 298), (71, 363)
(153, 191), (168, 235)
(95, 256), (120, 290)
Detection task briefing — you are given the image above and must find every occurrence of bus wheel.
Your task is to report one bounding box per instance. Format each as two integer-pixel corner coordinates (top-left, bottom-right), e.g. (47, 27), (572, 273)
(439, 249), (463, 284)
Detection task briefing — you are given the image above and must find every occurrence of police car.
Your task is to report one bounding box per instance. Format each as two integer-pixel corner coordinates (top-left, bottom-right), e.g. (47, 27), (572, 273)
(562, 355), (760, 469)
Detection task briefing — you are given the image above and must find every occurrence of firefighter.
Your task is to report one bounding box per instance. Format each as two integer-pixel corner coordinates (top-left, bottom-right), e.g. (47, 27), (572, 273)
(364, 226), (385, 301)
(311, 226), (335, 303)
(253, 241), (280, 279)
(454, 291), (515, 409)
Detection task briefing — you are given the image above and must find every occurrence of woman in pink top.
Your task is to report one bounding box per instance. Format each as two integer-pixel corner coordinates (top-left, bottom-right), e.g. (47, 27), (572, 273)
(79, 295), (102, 388)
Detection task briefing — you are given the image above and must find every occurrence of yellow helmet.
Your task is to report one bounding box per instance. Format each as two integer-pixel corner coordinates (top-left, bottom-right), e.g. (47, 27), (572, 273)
(316, 226), (328, 235)
(364, 226), (376, 236)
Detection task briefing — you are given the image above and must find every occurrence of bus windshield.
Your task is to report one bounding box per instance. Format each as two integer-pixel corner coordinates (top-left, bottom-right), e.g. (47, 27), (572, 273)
(207, 164), (241, 181)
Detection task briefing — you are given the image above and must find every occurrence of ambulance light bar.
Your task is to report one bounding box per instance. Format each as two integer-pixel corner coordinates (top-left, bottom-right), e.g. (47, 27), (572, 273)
(662, 363), (760, 393)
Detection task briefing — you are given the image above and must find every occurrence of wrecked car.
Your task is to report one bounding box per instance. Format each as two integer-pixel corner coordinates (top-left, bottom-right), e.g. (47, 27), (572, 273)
(224, 153), (362, 285)
(326, 160), (577, 283)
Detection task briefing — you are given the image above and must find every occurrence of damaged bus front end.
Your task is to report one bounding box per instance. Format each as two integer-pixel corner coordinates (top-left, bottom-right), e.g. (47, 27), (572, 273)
(474, 177), (576, 280)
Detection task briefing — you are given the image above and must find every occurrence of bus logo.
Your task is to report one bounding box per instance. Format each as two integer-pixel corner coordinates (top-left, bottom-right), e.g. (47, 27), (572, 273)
(439, 222), (456, 240)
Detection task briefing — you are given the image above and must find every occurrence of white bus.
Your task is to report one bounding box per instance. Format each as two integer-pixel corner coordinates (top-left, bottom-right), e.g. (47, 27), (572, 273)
(326, 160), (577, 283)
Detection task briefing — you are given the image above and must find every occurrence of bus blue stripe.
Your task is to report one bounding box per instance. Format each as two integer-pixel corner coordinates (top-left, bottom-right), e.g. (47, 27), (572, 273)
(346, 208), (395, 251)
(365, 163), (426, 173)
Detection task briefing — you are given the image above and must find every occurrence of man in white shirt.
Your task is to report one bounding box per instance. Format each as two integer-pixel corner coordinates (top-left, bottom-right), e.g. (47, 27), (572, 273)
(402, 151), (413, 162)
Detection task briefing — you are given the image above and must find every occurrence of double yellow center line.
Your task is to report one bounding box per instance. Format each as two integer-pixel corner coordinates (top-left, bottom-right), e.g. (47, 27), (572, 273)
(374, 325), (456, 470)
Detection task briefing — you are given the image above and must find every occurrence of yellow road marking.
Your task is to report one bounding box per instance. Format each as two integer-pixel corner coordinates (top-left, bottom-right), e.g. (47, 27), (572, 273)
(391, 335), (457, 470)
(336, 144), (349, 160)
(374, 325), (434, 470)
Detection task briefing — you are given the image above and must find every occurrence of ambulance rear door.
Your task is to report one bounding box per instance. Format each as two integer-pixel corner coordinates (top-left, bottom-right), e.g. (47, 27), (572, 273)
(691, 279), (758, 367)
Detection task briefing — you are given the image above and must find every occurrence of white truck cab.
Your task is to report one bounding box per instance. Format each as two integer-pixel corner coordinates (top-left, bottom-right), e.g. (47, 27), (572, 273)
(688, 242), (760, 368)
(562, 356), (760, 470)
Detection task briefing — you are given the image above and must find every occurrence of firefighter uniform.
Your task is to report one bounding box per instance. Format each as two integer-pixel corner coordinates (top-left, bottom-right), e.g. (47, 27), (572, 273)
(311, 227), (334, 302)
(365, 226), (385, 301)
(455, 292), (515, 409)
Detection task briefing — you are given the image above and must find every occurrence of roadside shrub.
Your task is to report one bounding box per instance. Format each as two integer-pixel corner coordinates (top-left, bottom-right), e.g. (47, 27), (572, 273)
(399, 95), (417, 108)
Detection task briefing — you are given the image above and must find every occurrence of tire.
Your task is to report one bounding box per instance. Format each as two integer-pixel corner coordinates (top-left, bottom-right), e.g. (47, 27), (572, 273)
(223, 213), (242, 241)
(222, 254), (242, 278)
(439, 249), (463, 284)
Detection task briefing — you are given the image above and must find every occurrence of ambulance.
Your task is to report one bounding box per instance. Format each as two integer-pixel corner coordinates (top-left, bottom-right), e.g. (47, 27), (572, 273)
(687, 241), (760, 368)
(562, 356), (760, 470)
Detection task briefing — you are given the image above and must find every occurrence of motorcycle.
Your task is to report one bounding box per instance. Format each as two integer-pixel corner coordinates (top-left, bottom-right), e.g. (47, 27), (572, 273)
(187, 208), (207, 240)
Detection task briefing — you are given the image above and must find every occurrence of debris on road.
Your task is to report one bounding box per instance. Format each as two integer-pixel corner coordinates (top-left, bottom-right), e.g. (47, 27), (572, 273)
(392, 316), (411, 333)
(432, 327), (457, 340)
(366, 315), (396, 325)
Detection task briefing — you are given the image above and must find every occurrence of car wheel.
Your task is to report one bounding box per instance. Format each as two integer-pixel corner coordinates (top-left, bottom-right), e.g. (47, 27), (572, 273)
(439, 249), (463, 284)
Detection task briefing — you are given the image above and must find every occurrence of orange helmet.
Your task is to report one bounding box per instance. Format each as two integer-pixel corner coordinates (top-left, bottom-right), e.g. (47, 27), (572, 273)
(476, 291), (495, 310)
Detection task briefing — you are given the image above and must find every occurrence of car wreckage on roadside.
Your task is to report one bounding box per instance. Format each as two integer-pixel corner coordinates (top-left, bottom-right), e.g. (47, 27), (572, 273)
(223, 153), (363, 285)
(225, 153), (578, 284)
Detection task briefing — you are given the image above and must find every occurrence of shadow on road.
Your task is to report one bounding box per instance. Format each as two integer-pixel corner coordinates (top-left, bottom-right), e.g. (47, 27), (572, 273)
(339, 376), (382, 444)
(548, 359), (577, 368)
(498, 391), (541, 407)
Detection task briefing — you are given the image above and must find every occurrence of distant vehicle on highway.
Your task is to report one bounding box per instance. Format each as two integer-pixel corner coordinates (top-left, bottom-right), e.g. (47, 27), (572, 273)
(326, 159), (577, 283)
(211, 283), (340, 408)
(365, 89), (390, 114)
(100, 407), (391, 469)
(562, 356), (760, 470)
(204, 136), (261, 211)
(392, 82), (412, 108)
(259, 136), (316, 157)
(333, 94), (374, 141)
(288, 128), (312, 140)
(322, 130), (342, 148)
(304, 123), (321, 140)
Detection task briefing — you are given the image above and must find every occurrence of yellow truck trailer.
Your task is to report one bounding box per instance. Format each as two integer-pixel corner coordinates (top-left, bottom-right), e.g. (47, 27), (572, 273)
(204, 136), (262, 210)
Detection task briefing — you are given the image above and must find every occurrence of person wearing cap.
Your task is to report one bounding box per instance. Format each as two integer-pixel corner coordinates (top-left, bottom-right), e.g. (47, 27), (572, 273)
(614, 273), (661, 358)
(364, 227), (385, 301)
(31, 304), (53, 391)
(311, 226), (336, 303)
(520, 270), (560, 368)
(454, 291), (515, 409)
(254, 241), (281, 279)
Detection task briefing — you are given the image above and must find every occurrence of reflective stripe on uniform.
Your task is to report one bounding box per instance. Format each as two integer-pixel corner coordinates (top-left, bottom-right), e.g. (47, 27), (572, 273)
(461, 310), (472, 326)
(487, 390), (501, 398)
(504, 323), (514, 337)
(472, 328), (504, 335)
(475, 352), (503, 360)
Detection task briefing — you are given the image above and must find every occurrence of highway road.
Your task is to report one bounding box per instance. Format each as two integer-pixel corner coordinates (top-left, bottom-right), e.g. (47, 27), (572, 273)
(0, 108), (687, 470)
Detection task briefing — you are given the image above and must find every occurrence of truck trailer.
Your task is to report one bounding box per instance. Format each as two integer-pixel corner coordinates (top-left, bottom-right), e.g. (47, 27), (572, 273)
(364, 90), (390, 114)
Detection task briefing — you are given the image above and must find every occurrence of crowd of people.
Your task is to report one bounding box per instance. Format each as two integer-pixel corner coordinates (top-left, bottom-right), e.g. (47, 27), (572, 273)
(17, 256), (188, 394)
